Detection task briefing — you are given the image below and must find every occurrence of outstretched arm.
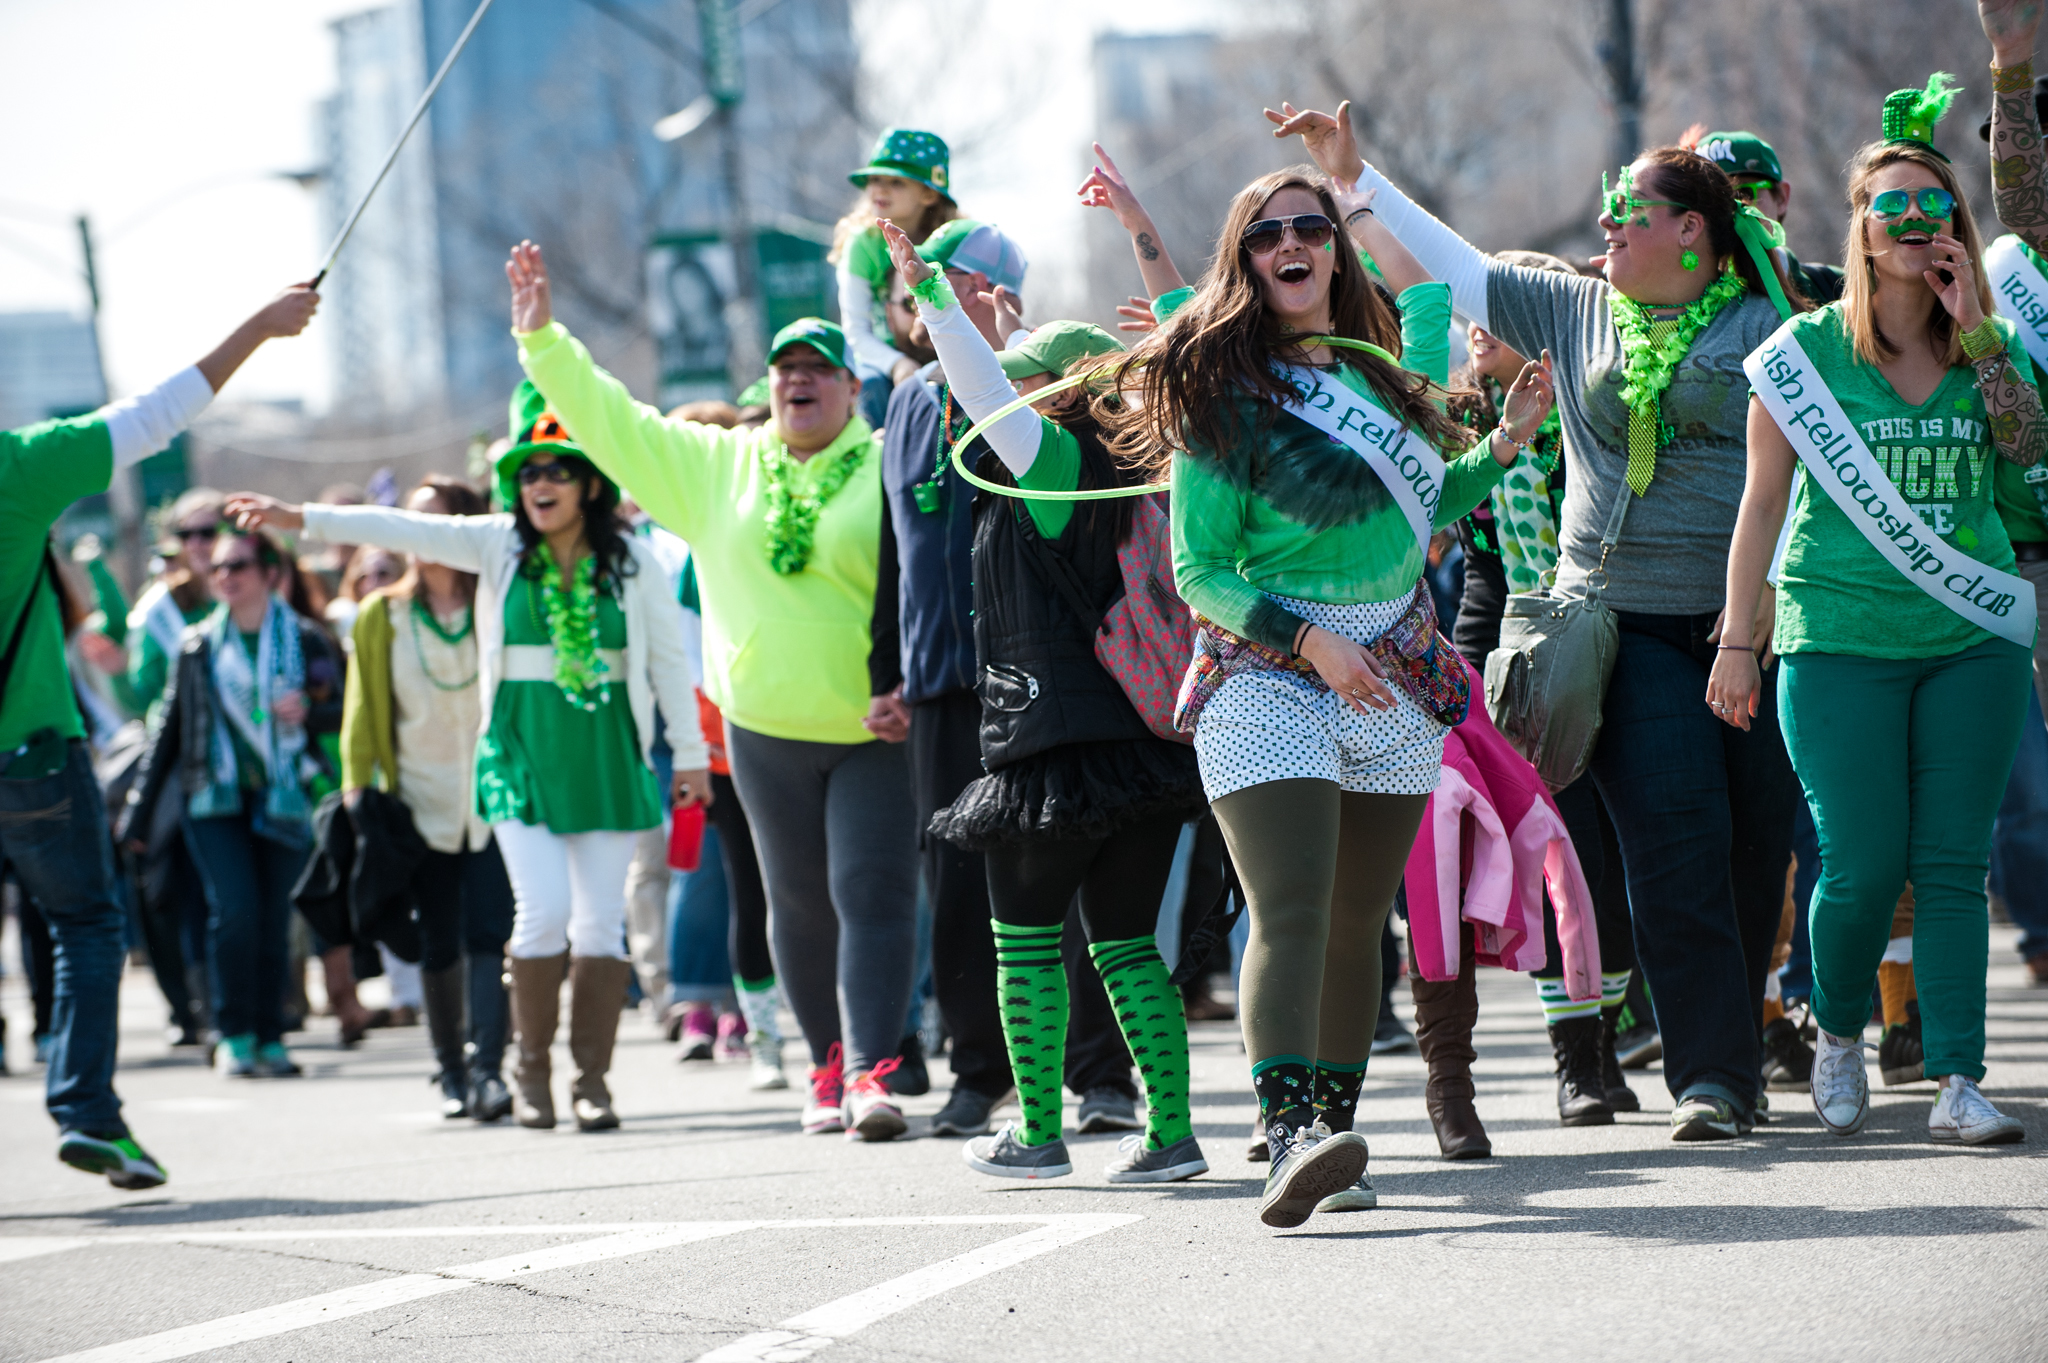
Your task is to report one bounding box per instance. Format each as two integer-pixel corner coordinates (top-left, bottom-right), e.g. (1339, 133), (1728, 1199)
(1076, 143), (1187, 299)
(1986, 1), (2048, 250)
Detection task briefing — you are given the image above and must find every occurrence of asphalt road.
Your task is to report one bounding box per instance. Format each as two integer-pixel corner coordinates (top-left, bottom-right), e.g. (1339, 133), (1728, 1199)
(4, 930), (2046, 1363)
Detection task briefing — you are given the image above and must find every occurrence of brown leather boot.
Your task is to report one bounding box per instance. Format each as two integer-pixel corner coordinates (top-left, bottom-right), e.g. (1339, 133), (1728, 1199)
(568, 956), (631, 1131)
(1411, 927), (1491, 1160)
(508, 953), (568, 1129)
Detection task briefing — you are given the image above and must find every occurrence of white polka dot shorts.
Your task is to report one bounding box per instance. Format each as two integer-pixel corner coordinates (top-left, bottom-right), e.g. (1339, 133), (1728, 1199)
(1192, 592), (1447, 802)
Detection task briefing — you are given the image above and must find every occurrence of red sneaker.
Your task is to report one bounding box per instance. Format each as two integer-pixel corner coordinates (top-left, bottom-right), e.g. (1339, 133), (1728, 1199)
(843, 1056), (907, 1142)
(801, 1043), (845, 1134)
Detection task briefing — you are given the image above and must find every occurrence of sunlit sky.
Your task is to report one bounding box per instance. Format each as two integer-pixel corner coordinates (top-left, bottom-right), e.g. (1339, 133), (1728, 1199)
(0, 0), (1250, 415)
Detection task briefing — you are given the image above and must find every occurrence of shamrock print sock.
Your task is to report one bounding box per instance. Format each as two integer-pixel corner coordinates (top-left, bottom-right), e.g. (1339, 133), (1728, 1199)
(993, 919), (1068, 1146)
(1313, 1058), (1368, 1133)
(1088, 935), (1193, 1151)
(1251, 1054), (1317, 1163)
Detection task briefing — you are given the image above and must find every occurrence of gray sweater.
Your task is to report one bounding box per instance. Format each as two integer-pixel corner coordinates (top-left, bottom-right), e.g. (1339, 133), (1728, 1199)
(1353, 160), (1780, 615)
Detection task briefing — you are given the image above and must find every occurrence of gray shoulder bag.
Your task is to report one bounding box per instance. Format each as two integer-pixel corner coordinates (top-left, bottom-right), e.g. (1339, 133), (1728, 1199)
(1481, 468), (1633, 791)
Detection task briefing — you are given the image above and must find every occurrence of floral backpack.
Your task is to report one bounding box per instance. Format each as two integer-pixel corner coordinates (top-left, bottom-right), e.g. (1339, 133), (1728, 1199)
(1033, 492), (1195, 744)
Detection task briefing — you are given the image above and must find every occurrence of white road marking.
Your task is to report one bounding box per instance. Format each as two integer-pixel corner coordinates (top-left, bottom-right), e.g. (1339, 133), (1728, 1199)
(695, 1215), (1137, 1363)
(17, 1215), (1140, 1363)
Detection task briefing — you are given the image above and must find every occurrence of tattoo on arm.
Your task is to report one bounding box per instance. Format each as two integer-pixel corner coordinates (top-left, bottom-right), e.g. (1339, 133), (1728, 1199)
(1135, 232), (1160, 262)
(1981, 352), (2048, 467)
(1992, 60), (2048, 249)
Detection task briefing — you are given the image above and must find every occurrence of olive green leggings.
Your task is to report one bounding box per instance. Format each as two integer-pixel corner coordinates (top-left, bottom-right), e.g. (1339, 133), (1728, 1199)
(1213, 780), (1428, 1067)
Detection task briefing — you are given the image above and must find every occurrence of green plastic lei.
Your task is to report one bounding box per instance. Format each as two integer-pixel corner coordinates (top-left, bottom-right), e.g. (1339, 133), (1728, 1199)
(762, 440), (865, 574)
(1608, 266), (1748, 446)
(537, 552), (609, 711)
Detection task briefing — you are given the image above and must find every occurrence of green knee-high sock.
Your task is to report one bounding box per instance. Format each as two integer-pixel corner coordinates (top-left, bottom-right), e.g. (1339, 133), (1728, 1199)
(1089, 936), (1193, 1151)
(993, 920), (1068, 1146)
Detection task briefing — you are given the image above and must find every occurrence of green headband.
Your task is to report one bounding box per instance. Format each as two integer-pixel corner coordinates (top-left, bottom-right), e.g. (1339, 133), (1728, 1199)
(1881, 72), (1960, 162)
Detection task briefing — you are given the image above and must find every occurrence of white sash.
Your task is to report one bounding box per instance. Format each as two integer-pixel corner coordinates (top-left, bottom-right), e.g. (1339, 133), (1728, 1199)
(1985, 234), (2048, 374)
(1272, 362), (1444, 557)
(1744, 322), (2037, 648)
(501, 644), (626, 684)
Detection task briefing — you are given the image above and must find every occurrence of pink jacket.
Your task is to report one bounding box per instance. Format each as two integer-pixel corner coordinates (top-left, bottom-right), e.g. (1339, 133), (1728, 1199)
(1405, 662), (1601, 1000)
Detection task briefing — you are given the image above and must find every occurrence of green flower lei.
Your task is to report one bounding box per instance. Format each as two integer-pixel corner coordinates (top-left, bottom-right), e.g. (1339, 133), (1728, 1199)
(1608, 265), (1748, 446)
(762, 439), (866, 575)
(536, 552), (609, 712)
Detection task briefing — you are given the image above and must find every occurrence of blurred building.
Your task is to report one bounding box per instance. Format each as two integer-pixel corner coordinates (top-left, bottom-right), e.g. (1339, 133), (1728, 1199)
(0, 312), (105, 430)
(318, 0), (860, 428)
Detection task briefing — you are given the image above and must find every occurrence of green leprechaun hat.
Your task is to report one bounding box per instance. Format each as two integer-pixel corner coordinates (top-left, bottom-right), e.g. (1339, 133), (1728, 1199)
(494, 380), (615, 511)
(1882, 72), (1962, 161)
(848, 127), (952, 199)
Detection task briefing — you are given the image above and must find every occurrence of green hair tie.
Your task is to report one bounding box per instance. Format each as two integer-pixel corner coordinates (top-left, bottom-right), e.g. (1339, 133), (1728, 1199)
(1881, 72), (1961, 159)
(1732, 204), (1795, 321)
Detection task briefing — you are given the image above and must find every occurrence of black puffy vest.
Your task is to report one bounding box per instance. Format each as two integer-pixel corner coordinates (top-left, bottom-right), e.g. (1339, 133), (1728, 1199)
(970, 418), (1152, 770)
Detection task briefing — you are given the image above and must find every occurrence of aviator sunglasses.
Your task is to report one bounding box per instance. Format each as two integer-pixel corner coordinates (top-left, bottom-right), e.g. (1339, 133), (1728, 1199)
(1242, 213), (1335, 256)
(1867, 187), (1956, 223)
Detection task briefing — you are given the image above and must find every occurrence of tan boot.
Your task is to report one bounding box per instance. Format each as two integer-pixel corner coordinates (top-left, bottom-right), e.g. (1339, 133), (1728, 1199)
(568, 956), (631, 1131)
(508, 953), (568, 1129)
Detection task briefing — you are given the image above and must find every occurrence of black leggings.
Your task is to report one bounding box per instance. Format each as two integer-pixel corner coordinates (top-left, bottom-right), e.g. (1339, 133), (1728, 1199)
(982, 808), (1186, 941)
(706, 771), (774, 984)
(1537, 774), (1637, 980)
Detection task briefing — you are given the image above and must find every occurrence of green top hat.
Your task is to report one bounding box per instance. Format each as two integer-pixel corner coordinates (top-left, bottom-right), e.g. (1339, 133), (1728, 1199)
(1882, 72), (1961, 161)
(1696, 131), (1782, 184)
(849, 127), (952, 199)
(995, 319), (1125, 382)
(766, 316), (851, 370)
(495, 379), (610, 511)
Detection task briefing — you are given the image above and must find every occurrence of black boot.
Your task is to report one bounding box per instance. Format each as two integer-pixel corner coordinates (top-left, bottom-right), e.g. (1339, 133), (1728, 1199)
(465, 949), (512, 1123)
(421, 964), (469, 1119)
(1599, 1004), (1639, 1112)
(1548, 1017), (1615, 1127)
(886, 1032), (930, 1096)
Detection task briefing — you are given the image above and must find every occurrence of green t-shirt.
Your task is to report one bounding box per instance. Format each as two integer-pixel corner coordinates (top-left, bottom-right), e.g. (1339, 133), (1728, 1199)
(1775, 303), (2026, 659)
(474, 567), (662, 833)
(0, 416), (113, 755)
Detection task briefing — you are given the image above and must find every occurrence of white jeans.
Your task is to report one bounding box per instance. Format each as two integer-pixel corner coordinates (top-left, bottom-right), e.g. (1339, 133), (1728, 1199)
(493, 821), (640, 960)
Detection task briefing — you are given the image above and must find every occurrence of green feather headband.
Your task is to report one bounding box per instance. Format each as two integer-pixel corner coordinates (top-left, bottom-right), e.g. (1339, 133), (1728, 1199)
(1881, 71), (1961, 161)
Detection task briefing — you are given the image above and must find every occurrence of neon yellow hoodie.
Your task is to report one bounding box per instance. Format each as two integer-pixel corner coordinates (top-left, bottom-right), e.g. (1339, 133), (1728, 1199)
(518, 322), (882, 744)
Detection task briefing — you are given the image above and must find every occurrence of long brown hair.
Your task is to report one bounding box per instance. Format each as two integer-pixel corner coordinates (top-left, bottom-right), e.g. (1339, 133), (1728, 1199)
(1840, 140), (1992, 367)
(386, 474), (485, 606)
(1637, 148), (1811, 311)
(1095, 169), (1470, 474)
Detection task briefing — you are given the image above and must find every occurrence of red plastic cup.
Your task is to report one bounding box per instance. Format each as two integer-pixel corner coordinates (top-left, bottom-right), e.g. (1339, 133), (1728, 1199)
(667, 802), (706, 872)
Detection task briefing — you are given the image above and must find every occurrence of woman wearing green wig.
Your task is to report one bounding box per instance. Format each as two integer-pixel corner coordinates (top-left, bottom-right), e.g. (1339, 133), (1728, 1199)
(1712, 70), (2042, 1147)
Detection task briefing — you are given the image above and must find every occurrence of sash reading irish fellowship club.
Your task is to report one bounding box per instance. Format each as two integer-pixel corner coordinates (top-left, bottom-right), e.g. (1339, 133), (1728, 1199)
(1743, 322), (2037, 648)
(1985, 234), (2048, 374)
(1273, 362), (1444, 557)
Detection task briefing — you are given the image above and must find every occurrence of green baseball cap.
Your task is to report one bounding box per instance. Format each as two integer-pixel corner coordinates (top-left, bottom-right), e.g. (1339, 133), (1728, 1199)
(765, 317), (850, 371)
(736, 376), (770, 407)
(995, 320), (1126, 382)
(1696, 131), (1783, 184)
(495, 379), (610, 511)
(848, 127), (952, 199)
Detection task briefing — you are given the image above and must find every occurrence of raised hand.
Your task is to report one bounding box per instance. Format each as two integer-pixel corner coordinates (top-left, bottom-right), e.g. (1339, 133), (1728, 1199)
(877, 218), (933, 287)
(1329, 181), (1377, 226)
(1925, 233), (1984, 328)
(506, 240), (553, 334)
(1500, 349), (1557, 443)
(1264, 100), (1364, 182)
(980, 284), (1026, 340)
(223, 492), (305, 532)
(1115, 296), (1159, 333)
(252, 286), (321, 340)
(1980, 0), (2043, 64)
(1075, 143), (1152, 232)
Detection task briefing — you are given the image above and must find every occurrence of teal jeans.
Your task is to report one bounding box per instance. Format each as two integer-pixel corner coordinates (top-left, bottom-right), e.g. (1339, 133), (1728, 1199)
(1779, 638), (2034, 1079)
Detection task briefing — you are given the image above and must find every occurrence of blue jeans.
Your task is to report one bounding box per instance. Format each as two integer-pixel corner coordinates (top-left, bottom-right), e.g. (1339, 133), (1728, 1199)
(667, 823), (733, 1000)
(1589, 612), (1798, 1111)
(0, 740), (129, 1136)
(1992, 686), (2048, 961)
(184, 796), (310, 1045)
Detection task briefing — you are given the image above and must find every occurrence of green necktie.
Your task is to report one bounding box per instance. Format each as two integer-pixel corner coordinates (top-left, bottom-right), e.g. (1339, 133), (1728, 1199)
(1625, 317), (1681, 497)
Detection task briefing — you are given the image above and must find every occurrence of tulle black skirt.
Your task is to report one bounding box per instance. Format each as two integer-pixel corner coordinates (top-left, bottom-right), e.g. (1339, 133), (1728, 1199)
(929, 737), (1206, 851)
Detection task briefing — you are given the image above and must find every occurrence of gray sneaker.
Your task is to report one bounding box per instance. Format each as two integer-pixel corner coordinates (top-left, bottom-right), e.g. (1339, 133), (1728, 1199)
(1259, 1120), (1368, 1228)
(1104, 1133), (1208, 1183)
(930, 1086), (1011, 1137)
(1669, 1094), (1744, 1142)
(1315, 1167), (1378, 1213)
(1076, 1087), (1140, 1133)
(963, 1122), (1073, 1180)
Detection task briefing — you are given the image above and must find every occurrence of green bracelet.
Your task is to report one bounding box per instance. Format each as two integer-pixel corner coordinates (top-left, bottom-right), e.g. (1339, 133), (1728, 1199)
(1959, 318), (2006, 361)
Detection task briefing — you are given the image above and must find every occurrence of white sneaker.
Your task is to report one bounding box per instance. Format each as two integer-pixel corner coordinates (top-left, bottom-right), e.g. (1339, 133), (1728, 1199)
(1810, 1027), (1871, 1136)
(747, 1031), (787, 1091)
(1928, 1074), (2025, 1146)
(842, 1060), (908, 1142)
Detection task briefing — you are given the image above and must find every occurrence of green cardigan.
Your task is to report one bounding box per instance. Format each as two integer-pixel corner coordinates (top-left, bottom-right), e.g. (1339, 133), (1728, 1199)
(340, 592), (399, 792)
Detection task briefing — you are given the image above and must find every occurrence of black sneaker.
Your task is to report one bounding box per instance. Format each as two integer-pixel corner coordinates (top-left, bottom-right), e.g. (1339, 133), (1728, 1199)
(1371, 997), (1415, 1055)
(930, 1086), (1010, 1137)
(885, 1033), (930, 1097)
(1761, 1016), (1815, 1090)
(59, 1131), (168, 1190)
(1879, 1017), (1925, 1086)
(469, 1071), (513, 1123)
(434, 1069), (469, 1119)
(963, 1122), (1072, 1179)
(1670, 1094), (1743, 1141)
(1076, 1087), (1140, 1133)
(1259, 1121), (1368, 1228)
